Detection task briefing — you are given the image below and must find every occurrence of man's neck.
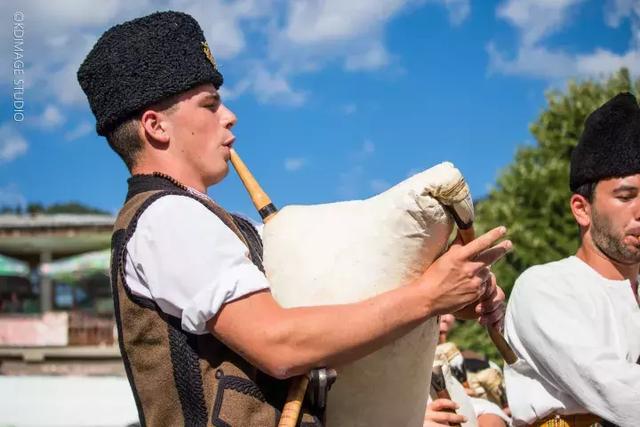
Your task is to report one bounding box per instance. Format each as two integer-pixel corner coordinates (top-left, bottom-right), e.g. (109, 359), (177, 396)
(576, 237), (639, 285)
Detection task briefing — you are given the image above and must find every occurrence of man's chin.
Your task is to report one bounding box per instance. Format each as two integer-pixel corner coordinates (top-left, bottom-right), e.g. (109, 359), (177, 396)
(206, 166), (229, 187)
(613, 246), (640, 265)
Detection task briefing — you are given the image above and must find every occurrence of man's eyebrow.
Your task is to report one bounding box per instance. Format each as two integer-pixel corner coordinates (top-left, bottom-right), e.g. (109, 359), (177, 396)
(613, 185), (638, 193)
(201, 93), (220, 103)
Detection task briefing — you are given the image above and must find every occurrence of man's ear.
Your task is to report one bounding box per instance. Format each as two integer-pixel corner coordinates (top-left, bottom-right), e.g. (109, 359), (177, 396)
(140, 110), (170, 144)
(570, 193), (591, 228)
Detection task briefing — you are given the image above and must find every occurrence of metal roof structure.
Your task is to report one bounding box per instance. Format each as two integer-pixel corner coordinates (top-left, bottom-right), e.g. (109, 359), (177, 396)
(0, 214), (115, 262)
(0, 214), (115, 229)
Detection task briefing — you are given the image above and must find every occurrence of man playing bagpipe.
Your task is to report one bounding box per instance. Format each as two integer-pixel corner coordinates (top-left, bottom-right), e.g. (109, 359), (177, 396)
(77, 10), (511, 426)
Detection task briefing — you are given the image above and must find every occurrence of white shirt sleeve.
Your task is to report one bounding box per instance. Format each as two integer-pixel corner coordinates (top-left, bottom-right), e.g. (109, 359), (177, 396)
(507, 264), (640, 425)
(124, 195), (270, 334)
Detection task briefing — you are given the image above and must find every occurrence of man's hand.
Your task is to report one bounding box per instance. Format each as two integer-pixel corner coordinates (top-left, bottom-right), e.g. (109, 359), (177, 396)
(454, 273), (506, 331)
(424, 398), (467, 427)
(416, 226), (511, 316)
(476, 273), (505, 330)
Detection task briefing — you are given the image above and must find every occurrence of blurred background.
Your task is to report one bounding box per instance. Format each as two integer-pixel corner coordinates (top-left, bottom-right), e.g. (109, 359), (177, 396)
(1, 0), (639, 425)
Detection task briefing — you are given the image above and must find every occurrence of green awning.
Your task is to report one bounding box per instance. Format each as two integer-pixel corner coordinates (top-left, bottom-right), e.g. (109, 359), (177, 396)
(0, 253), (30, 277)
(40, 249), (111, 283)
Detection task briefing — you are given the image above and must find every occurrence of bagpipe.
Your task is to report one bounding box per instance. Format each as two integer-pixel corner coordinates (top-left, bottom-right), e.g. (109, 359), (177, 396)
(229, 149), (516, 426)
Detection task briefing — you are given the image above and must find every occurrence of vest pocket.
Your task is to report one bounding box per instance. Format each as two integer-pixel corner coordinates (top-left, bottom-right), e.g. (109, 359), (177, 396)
(212, 372), (278, 427)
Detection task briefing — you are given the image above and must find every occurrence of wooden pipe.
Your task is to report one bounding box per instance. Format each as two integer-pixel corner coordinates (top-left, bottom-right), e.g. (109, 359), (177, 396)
(229, 148), (309, 427)
(229, 149), (277, 223)
(444, 203), (518, 365)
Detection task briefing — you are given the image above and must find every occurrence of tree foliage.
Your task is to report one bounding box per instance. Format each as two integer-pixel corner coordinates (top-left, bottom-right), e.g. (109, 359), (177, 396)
(42, 202), (110, 215)
(451, 69), (640, 361)
(0, 202), (109, 215)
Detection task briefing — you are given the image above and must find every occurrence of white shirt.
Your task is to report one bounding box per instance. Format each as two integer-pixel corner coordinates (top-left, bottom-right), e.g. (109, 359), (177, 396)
(124, 194), (270, 334)
(504, 256), (640, 426)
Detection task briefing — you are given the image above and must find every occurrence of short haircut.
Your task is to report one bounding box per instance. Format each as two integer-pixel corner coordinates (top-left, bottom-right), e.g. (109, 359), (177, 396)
(573, 181), (597, 203)
(105, 95), (180, 171)
(106, 117), (141, 171)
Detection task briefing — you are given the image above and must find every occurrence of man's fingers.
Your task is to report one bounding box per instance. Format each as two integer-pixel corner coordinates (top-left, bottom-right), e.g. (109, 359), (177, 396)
(459, 226), (509, 260)
(472, 240), (512, 266)
(425, 399), (467, 424)
(477, 267), (492, 286)
(477, 302), (503, 326)
(429, 398), (458, 411)
(475, 297), (497, 316)
(478, 273), (499, 302)
(477, 275), (506, 329)
(480, 279), (498, 303)
(423, 421), (450, 427)
(479, 304), (505, 329)
(425, 411), (468, 425)
(480, 313), (505, 331)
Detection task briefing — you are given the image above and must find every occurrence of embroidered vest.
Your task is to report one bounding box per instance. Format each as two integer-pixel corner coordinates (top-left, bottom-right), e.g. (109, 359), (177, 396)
(110, 175), (320, 426)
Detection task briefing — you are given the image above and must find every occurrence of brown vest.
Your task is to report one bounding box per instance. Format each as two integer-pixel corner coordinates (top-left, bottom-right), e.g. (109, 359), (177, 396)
(110, 175), (320, 427)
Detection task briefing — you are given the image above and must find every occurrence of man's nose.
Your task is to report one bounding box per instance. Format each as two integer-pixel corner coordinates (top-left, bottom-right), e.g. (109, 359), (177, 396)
(220, 104), (237, 130)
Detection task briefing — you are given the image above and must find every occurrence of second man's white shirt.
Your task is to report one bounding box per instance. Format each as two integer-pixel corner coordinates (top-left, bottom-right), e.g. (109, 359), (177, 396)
(504, 256), (640, 426)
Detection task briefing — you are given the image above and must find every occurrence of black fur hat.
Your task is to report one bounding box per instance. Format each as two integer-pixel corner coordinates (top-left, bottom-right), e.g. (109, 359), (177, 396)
(77, 11), (223, 136)
(570, 92), (640, 191)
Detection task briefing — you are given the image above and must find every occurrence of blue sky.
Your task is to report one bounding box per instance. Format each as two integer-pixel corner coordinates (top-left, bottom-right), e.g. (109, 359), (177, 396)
(1, 0), (638, 218)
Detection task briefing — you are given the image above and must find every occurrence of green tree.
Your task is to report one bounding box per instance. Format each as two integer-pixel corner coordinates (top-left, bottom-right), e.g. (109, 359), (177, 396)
(19, 201), (110, 215)
(44, 202), (109, 215)
(450, 68), (640, 361)
(26, 202), (45, 215)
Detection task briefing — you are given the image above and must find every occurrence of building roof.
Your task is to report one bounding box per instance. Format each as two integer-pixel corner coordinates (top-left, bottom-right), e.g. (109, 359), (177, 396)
(0, 214), (115, 230)
(0, 215), (115, 261)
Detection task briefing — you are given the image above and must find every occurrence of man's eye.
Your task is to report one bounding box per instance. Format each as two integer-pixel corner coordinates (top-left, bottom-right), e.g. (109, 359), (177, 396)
(617, 195), (634, 202)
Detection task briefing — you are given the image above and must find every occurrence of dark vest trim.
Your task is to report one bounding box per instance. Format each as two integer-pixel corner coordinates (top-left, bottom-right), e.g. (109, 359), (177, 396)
(211, 374), (270, 427)
(118, 190), (213, 426)
(166, 316), (209, 427)
(111, 229), (147, 427)
(126, 174), (180, 202)
(118, 189), (187, 310)
(231, 215), (265, 273)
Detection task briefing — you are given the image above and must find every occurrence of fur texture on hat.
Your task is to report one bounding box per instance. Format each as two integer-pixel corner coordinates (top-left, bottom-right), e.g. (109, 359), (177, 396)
(78, 11), (223, 136)
(570, 92), (640, 191)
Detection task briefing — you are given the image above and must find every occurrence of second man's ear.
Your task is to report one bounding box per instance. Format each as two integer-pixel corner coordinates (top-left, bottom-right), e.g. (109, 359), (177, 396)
(570, 193), (592, 228)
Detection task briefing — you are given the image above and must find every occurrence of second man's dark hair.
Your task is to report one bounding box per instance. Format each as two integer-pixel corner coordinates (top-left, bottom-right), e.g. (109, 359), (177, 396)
(573, 181), (597, 203)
